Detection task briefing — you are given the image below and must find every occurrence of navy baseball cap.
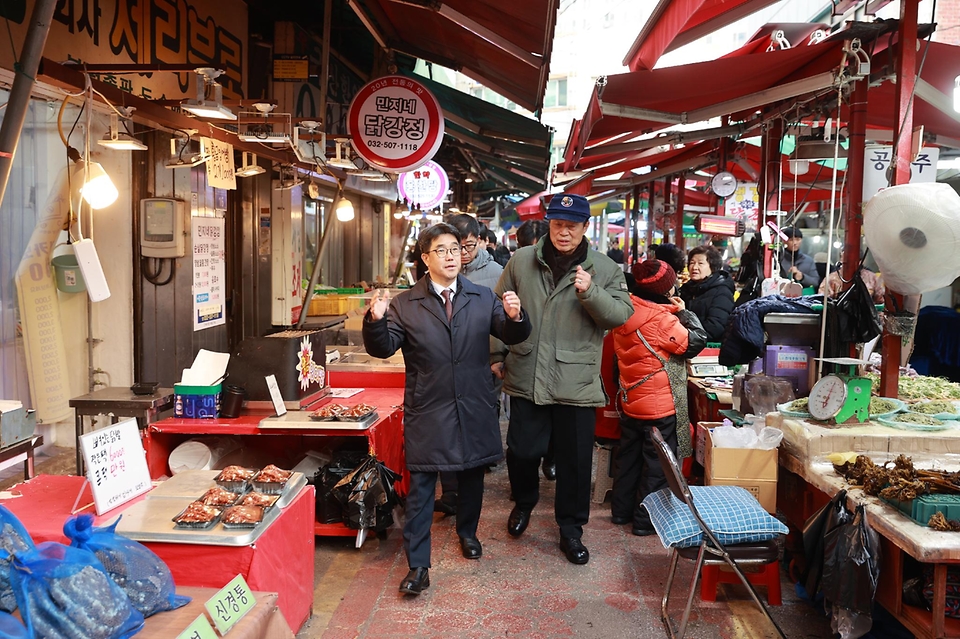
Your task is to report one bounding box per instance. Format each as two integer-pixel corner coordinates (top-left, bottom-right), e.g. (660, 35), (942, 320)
(545, 193), (591, 223)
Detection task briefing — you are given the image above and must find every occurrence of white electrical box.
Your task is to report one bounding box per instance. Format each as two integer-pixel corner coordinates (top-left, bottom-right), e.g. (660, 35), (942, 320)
(271, 184), (304, 325)
(140, 198), (186, 257)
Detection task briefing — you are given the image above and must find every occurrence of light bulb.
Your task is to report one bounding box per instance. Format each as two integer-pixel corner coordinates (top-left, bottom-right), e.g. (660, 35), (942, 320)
(788, 159), (810, 175)
(80, 162), (119, 209)
(812, 235), (822, 244)
(336, 197), (355, 222)
(393, 211), (404, 219)
(833, 240), (842, 249)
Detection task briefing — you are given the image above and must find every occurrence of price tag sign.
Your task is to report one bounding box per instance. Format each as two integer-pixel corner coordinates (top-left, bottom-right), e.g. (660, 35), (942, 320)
(265, 374), (287, 417)
(176, 614), (218, 639)
(79, 418), (152, 515)
(204, 574), (256, 634)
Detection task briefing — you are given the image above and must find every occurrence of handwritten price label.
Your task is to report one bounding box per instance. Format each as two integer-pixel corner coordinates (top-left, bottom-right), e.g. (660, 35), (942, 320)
(79, 418), (152, 515)
(204, 574), (256, 634)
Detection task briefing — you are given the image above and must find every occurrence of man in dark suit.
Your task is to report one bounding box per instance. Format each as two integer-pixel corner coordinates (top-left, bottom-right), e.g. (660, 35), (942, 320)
(363, 222), (530, 596)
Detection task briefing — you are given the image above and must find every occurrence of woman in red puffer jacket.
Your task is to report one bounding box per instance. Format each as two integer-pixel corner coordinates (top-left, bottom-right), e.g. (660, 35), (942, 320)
(610, 259), (707, 536)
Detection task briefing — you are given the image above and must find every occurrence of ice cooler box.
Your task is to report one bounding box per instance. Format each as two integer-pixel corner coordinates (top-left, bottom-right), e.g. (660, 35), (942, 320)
(226, 329), (327, 409)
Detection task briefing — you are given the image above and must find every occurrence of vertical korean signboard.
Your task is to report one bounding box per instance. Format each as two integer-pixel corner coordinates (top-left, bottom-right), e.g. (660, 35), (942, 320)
(193, 217), (226, 330)
(348, 75), (445, 173)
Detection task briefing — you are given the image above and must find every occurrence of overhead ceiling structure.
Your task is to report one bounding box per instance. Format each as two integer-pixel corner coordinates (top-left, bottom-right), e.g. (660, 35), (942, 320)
(623, 0), (782, 72)
(345, 0), (560, 113)
(408, 73), (553, 197)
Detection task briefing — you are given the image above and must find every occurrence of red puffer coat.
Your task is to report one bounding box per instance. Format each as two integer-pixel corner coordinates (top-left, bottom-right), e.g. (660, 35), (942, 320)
(612, 295), (690, 420)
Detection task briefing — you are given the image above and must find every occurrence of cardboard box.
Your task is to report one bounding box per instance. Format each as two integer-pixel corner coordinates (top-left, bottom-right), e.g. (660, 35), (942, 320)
(704, 428), (778, 514)
(173, 383), (222, 418)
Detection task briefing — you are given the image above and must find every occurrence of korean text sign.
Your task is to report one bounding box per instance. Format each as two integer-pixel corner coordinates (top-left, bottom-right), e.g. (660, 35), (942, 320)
(79, 418), (151, 515)
(204, 574), (256, 634)
(193, 216), (226, 331)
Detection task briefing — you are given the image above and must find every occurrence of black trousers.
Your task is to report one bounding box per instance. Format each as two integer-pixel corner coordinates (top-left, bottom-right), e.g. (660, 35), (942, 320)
(506, 397), (595, 539)
(610, 414), (677, 525)
(403, 465), (485, 568)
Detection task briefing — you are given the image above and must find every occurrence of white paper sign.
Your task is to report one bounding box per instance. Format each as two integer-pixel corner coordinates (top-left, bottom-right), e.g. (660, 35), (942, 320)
(265, 374), (287, 416)
(862, 144), (938, 202)
(193, 217), (226, 331)
(204, 138), (237, 190)
(79, 419), (152, 515)
(397, 160), (449, 210)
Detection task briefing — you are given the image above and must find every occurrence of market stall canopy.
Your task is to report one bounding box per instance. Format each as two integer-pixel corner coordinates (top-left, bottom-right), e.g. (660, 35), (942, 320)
(623, 0), (782, 71)
(564, 37), (850, 172)
(407, 73), (553, 195)
(347, 0), (559, 113)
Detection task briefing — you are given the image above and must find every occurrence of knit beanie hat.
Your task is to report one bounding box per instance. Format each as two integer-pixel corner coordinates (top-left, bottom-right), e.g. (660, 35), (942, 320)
(631, 259), (676, 296)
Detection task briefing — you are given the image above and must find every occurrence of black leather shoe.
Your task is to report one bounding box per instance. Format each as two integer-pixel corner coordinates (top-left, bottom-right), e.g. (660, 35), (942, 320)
(459, 536), (482, 559)
(433, 492), (457, 516)
(399, 567), (430, 595)
(560, 537), (590, 565)
(542, 460), (556, 480)
(507, 506), (531, 537)
(632, 524), (656, 537)
(611, 514), (631, 525)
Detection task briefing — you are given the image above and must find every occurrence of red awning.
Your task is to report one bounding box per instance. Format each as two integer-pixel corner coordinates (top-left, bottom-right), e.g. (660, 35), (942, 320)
(348, 0), (559, 113)
(566, 38), (847, 172)
(720, 23), (831, 58)
(866, 40), (960, 142)
(623, 0), (781, 72)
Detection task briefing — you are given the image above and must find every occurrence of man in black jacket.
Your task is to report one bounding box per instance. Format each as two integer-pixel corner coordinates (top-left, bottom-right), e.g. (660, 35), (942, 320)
(363, 223), (530, 596)
(779, 227), (820, 288)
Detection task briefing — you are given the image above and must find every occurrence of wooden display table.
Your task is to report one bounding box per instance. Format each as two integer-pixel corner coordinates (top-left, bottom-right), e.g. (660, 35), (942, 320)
(775, 415), (960, 638)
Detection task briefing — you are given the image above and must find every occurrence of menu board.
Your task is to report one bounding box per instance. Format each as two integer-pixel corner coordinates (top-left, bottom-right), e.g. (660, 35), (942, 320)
(79, 419), (152, 515)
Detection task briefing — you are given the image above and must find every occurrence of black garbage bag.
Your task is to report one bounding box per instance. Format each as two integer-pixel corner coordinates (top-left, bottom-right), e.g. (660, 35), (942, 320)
(332, 455), (402, 531)
(822, 504), (881, 615)
(315, 450), (368, 524)
(800, 489), (852, 599)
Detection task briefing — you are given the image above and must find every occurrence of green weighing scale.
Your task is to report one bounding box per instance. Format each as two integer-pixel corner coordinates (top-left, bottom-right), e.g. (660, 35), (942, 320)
(807, 357), (873, 424)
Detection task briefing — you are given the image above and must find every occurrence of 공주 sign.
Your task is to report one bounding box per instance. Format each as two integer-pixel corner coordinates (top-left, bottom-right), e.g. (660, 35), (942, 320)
(397, 160), (449, 210)
(347, 75), (444, 173)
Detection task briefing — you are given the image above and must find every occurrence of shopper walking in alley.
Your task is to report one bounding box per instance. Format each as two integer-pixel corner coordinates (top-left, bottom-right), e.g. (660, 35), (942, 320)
(363, 223), (530, 596)
(493, 193), (633, 565)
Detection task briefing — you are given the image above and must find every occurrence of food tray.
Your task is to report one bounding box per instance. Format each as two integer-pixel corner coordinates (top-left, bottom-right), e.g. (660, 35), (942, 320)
(236, 491), (280, 510)
(777, 402), (810, 419)
(336, 409), (378, 422)
(903, 400), (960, 421)
(220, 505), (266, 530)
(214, 467), (259, 493)
(199, 486), (241, 507)
(877, 415), (954, 432)
(880, 493), (960, 526)
(869, 397), (906, 420)
(172, 502), (222, 530)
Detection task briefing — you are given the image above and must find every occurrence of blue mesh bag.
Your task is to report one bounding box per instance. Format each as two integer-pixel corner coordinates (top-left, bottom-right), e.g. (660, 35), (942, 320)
(0, 505), (35, 612)
(0, 610), (28, 637)
(10, 542), (144, 639)
(64, 514), (190, 617)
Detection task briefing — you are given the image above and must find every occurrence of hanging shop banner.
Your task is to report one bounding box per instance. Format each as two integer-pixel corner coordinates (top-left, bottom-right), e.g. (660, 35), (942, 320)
(862, 144), (939, 202)
(13, 166), (73, 423)
(204, 138), (237, 190)
(193, 217), (226, 331)
(0, 0), (246, 101)
(724, 183), (760, 226)
(397, 161), (449, 210)
(347, 75), (445, 173)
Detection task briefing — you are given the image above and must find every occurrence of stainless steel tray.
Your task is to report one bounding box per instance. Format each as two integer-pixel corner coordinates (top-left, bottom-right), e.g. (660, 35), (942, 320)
(113, 471), (306, 545)
(259, 411), (378, 430)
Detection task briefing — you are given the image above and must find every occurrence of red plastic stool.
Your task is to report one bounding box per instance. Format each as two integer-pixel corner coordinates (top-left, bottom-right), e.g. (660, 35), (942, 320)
(699, 561), (782, 606)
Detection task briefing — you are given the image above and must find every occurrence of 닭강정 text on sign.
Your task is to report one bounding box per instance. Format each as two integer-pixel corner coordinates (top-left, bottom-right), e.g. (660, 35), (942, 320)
(347, 75), (444, 173)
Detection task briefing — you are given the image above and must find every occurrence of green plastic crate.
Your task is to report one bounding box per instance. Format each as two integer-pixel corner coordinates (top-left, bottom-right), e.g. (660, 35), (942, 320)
(881, 493), (960, 526)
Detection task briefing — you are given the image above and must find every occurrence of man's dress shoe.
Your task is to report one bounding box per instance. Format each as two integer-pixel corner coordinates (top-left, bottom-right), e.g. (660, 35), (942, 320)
(399, 567), (430, 595)
(459, 536), (482, 559)
(507, 506), (531, 537)
(560, 537), (589, 565)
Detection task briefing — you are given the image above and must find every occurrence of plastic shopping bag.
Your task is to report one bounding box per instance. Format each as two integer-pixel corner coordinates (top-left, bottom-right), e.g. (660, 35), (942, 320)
(64, 514), (190, 617)
(11, 542), (145, 639)
(333, 455), (402, 531)
(0, 505), (35, 612)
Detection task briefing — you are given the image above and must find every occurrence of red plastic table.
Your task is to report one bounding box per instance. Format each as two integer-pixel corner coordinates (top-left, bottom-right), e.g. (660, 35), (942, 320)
(0, 474), (315, 632)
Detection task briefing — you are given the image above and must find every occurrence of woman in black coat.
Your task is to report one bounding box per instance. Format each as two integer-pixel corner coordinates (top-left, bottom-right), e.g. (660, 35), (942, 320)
(363, 223), (530, 597)
(679, 245), (735, 343)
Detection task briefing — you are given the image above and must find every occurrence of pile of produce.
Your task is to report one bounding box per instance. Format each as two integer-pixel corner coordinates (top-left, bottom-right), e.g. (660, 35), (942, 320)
(833, 454), (960, 531)
(911, 400), (959, 415)
(786, 398), (809, 412)
(866, 373), (960, 401)
(869, 397), (898, 414)
(893, 413), (945, 426)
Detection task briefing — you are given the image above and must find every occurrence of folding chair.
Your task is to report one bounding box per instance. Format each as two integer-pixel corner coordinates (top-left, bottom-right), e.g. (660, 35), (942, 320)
(649, 427), (787, 639)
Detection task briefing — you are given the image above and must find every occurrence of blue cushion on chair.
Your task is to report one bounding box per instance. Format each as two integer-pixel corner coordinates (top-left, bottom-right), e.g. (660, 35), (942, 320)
(642, 486), (788, 549)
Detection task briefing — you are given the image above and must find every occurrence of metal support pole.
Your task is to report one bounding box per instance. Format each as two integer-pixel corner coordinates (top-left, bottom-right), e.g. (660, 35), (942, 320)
(0, 0), (59, 211)
(393, 218), (414, 283)
(631, 185), (641, 264)
(880, 0), (919, 397)
(759, 118), (784, 278)
(675, 173), (686, 252)
(843, 78), (868, 358)
(319, 0), (333, 125)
